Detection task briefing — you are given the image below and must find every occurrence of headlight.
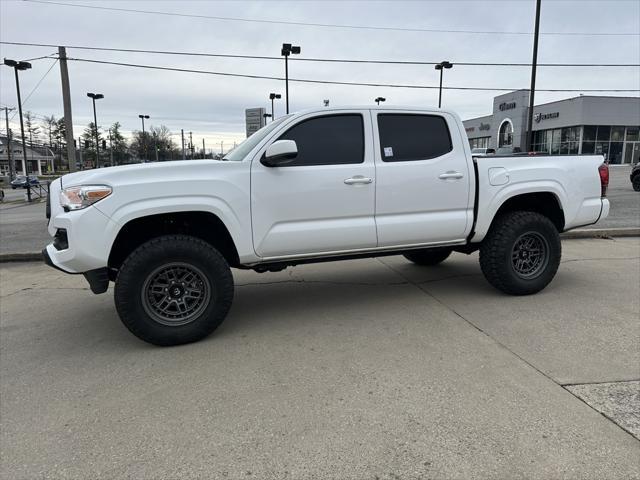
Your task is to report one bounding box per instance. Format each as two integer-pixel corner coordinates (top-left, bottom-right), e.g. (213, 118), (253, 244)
(60, 185), (112, 211)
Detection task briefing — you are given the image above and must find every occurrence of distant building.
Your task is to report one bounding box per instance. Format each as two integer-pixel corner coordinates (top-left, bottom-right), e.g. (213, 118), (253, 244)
(463, 90), (640, 164)
(0, 135), (55, 175)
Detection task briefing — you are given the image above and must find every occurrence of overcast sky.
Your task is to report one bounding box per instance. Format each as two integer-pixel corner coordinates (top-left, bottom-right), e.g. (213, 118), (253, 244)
(1, 0), (639, 150)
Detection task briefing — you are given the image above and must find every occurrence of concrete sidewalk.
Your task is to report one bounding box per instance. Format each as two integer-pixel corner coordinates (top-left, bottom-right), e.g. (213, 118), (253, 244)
(1, 238), (638, 479)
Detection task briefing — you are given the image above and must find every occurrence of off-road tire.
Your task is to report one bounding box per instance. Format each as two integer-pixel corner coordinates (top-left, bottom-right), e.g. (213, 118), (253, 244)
(479, 211), (561, 295)
(114, 235), (234, 346)
(404, 248), (452, 266)
(632, 175), (640, 192)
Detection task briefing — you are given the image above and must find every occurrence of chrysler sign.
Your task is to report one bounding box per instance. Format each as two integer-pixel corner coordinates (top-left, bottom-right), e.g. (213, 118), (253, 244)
(534, 112), (559, 123)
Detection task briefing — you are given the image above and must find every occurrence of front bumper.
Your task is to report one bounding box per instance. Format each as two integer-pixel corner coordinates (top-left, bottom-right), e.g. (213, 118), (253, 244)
(42, 248), (110, 294)
(44, 179), (117, 274)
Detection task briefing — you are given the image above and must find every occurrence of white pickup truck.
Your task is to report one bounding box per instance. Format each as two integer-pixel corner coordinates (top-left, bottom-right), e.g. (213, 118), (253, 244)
(43, 107), (610, 346)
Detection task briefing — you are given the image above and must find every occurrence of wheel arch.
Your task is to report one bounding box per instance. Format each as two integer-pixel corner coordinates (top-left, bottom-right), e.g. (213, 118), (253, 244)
(491, 191), (565, 232)
(108, 211), (240, 276)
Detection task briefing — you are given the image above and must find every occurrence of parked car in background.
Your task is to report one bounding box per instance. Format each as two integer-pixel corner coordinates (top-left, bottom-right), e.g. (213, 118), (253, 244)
(631, 162), (640, 191)
(10, 175), (39, 189)
(43, 106), (610, 346)
(495, 146), (523, 155)
(471, 147), (496, 156)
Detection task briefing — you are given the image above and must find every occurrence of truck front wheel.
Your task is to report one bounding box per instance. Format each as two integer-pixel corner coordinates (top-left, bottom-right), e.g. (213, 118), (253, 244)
(114, 235), (234, 346)
(479, 211), (561, 295)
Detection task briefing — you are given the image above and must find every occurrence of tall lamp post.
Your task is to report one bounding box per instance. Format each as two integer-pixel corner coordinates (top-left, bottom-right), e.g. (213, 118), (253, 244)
(3, 58), (32, 202)
(138, 114), (149, 162)
(375, 97), (386, 105)
(87, 93), (103, 168)
(281, 43), (301, 114)
(434, 61), (453, 108)
(263, 113), (272, 125)
(269, 93), (281, 121)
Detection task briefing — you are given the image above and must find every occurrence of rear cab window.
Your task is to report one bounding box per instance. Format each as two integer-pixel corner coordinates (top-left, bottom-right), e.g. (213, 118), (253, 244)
(377, 113), (453, 162)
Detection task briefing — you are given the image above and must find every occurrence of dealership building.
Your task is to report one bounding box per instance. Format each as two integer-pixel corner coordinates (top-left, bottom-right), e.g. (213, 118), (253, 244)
(463, 90), (640, 164)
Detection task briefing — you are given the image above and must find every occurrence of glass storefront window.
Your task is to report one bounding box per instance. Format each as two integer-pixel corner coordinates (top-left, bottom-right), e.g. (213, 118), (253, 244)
(609, 142), (624, 164)
(597, 126), (611, 141)
(569, 142), (579, 154)
(595, 142), (609, 161)
(626, 127), (639, 141)
(581, 142), (594, 154)
(611, 126), (625, 142)
(583, 126), (597, 142)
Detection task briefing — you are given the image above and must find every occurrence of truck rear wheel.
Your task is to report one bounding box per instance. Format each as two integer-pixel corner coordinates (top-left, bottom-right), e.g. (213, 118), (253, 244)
(479, 211), (561, 295)
(404, 248), (452, 266)
(114, 235), (234, 346)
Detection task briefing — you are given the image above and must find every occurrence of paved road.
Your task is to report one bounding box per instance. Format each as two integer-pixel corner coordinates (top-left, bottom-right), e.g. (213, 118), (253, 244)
(1, 166), (637, 256)
(1, 238), (639, 479)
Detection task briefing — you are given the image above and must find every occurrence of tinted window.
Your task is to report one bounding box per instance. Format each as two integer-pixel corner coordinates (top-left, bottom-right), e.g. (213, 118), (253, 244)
(277, 114), (364, 166)
(378, 114), (452, 162)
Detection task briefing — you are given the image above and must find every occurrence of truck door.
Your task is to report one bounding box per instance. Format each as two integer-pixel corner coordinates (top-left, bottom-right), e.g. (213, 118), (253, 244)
(373, 111), (473, 246)
(251, 111), (377, 258)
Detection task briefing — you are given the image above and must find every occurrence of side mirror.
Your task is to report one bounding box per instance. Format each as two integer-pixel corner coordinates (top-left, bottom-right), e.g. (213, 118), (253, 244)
(261, 140), (298, 167)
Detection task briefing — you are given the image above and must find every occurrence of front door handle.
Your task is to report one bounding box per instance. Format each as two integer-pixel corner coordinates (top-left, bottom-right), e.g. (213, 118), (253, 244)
(438, 171), (464, 180)
(344, 176), (373, 185)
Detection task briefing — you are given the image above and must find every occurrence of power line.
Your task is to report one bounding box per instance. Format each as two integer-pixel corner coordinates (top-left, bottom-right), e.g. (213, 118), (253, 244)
(22, 0), (640, 37)
(2, 41), (639, 68)
(65, 56), (640, 93)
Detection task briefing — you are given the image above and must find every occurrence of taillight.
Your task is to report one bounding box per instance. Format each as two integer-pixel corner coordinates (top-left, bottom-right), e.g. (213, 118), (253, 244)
(598, 163), (609, 197)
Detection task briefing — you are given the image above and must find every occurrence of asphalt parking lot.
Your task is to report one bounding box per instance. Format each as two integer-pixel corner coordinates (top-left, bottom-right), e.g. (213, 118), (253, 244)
(1, 238), (638, 479)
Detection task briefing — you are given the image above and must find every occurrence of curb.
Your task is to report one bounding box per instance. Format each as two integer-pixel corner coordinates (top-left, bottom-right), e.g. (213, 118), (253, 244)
(1, 228), (638, 264)
(560, 227), (640, 239)
(0, 252), (43, 263)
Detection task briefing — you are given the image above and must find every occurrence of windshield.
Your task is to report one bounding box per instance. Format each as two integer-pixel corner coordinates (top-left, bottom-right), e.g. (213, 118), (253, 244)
(223, 115), (292, 161)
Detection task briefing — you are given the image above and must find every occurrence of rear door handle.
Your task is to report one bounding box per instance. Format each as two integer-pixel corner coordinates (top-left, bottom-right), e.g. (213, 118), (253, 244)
(438, 171), (464, 180)
(344, 176), (373, 185)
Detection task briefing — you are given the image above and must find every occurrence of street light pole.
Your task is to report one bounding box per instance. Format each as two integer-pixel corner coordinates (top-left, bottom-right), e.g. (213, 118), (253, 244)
(281, 44), (301, 114)
(434, 61), (453, 108)
(269, 93), (281, 121)
(87, 93), (103, 168)
(375, 97), (386, 105)
(138, 114), (149, 162)
(4, 58), (32, 202)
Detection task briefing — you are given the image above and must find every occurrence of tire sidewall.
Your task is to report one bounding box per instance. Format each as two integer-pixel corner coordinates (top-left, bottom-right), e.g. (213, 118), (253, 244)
(500, 215), (560, 293)
(115, 236), (234, 346)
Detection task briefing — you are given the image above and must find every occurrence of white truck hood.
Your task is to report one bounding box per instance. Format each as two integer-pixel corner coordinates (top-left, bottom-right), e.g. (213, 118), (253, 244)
(60, 160), (232, 188)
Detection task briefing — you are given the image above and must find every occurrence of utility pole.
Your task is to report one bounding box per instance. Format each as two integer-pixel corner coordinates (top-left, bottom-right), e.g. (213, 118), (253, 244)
(202, 138), (205, 159)
(108, 129), (113, 166)
(526, 0), (542, 153)
(78, 136), (83, 169)
(220, 140), (224, 156)
(181, 129), (185, 160)
(153, 132), (159, 162)
(58, 47), (76, 172)
(189, 131), (193, 159)
(2, 107), (15, 179)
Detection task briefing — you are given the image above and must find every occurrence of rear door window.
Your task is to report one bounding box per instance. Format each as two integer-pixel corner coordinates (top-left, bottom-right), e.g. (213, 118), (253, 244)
(377, 114), (452, 162)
